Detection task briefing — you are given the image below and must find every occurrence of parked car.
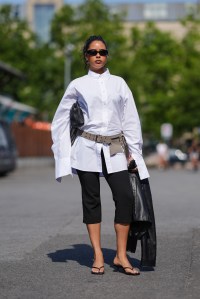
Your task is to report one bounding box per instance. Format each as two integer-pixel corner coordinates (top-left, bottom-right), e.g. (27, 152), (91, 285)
(0, 120), (17, 176)
(168, 148), (188, 166)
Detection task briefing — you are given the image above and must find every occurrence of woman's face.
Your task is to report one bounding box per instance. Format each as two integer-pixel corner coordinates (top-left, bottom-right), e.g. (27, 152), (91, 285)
(85, 40), (108, 74)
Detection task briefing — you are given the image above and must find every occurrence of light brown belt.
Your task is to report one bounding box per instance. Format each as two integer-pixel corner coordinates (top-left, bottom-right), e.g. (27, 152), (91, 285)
(77, 129), (129, 156)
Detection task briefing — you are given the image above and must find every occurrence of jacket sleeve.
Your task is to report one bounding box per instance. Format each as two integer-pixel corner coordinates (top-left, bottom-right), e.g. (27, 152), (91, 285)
(121, 80), (149, 180)
(51, 83), (77, 182)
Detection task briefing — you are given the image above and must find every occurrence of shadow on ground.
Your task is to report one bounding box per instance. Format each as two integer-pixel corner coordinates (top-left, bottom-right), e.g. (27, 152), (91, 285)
(47, 244), (154, 272)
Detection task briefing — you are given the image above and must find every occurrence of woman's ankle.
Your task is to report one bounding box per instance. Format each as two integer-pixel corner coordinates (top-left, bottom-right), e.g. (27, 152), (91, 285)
(115, 253), (128, 262)
(93, 249), (103, 259)
(116, 251), (127, 258)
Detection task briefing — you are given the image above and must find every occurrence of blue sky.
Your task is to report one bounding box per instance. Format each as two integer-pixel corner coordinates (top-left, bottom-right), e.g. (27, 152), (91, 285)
(0, 0), (198, 4)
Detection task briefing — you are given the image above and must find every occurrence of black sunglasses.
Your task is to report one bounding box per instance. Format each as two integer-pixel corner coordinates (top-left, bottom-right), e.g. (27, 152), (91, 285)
(86, 49), (108, 56)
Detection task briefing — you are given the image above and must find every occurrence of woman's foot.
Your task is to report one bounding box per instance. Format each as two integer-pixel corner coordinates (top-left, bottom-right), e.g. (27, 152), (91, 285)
(91, 252), (104, 274)
(113, 256), (140, 275)
(91, 265), (104, 275)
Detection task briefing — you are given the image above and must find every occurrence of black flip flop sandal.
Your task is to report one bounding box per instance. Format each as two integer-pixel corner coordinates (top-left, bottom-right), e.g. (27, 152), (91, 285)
(91, 266), (104, 275)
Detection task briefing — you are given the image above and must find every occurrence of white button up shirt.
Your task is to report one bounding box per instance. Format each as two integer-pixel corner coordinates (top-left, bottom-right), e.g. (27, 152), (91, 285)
(51, 69), (149, 182)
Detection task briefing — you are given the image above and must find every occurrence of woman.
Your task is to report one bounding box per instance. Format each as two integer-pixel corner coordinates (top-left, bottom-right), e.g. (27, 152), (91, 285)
(188, 140), (199, 171)
(51, 35), (149, 275)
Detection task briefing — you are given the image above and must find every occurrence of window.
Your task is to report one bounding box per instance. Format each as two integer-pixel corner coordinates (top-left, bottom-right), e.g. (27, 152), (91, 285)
(144, 3), (168, 20)
(34, 4), (55, 43)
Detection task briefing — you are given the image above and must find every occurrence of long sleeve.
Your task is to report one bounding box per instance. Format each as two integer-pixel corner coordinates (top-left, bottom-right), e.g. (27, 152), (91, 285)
(51, 83), (77, 182)
(51, 70), (149, 179)
(122, 81), (149, 180)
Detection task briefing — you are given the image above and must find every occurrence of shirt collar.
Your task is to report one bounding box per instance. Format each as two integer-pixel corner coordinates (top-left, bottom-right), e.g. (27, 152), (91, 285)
(88, 68), (110, 79)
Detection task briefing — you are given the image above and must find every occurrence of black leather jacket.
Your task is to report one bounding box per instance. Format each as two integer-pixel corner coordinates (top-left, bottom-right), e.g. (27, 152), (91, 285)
(127, 173), (157, 268)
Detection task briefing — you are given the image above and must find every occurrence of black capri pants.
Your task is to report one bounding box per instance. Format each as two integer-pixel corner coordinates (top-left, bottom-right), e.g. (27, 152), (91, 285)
(76, 151), (134, 224)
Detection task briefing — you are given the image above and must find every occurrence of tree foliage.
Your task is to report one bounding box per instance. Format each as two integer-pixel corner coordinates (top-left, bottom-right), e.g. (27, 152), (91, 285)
(0, 5), (64, 117)
(0, 5), (36, 99)
(0, 1), (200, 138)
(50, 0), (128, 79)
(128, 22), (184, 137)
(172, 18), (200, 134)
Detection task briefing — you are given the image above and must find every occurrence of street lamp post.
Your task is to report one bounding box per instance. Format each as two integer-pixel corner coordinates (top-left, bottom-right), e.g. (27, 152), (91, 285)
(64, 43), (74, 90)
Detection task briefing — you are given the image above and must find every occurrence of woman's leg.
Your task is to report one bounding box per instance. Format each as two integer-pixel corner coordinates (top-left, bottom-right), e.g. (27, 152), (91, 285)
(77, 170), (104, 273)
(101, 152), (139, 274)
(114, 223), (130, 262)
(87, 223), (104, 272)
(114, 223), (139, 274)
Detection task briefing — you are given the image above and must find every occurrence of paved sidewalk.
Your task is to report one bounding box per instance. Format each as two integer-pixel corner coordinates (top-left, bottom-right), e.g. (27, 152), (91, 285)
(0, 167), (200, 299)
(1, 231), (200, 299)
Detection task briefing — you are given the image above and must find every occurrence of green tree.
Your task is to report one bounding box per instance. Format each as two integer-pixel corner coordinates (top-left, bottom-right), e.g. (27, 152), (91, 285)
(2, 0), (199, 131)
(172, 17), (200, 134)
(0, 5), (64, 117)
(51, 4), (75, 48)
(1, 1), (128, 119)
(50, 0), (128, 80)
(129, 22), (183, 138)
(0, 5), (36, 100)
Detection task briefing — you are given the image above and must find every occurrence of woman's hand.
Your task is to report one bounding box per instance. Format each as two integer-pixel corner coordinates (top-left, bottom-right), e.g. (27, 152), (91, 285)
(128, 158), (138, 173)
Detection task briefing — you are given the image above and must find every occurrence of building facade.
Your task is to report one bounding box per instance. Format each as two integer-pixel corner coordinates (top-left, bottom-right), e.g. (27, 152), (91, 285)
(26, 0), (63, 42)
(110, 1), (198, 22)
(110, 0), (198, 39)
(21, 0), (199, 42)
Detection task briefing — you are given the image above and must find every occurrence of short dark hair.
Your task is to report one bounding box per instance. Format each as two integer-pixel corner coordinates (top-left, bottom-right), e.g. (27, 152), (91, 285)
(82, 35), (108, 68)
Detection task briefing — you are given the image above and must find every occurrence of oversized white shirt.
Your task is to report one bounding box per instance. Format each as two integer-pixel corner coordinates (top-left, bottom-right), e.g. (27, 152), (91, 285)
(51, 69), (149, 182)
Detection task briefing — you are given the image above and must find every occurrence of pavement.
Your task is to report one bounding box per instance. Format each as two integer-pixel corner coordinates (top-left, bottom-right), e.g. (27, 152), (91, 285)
(0, 165), (200, 299)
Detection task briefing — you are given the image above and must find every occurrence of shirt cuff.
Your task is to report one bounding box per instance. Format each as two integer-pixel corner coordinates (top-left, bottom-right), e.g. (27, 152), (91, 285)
(130, 153), (150, 180)
(55, 157), (72, 182)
